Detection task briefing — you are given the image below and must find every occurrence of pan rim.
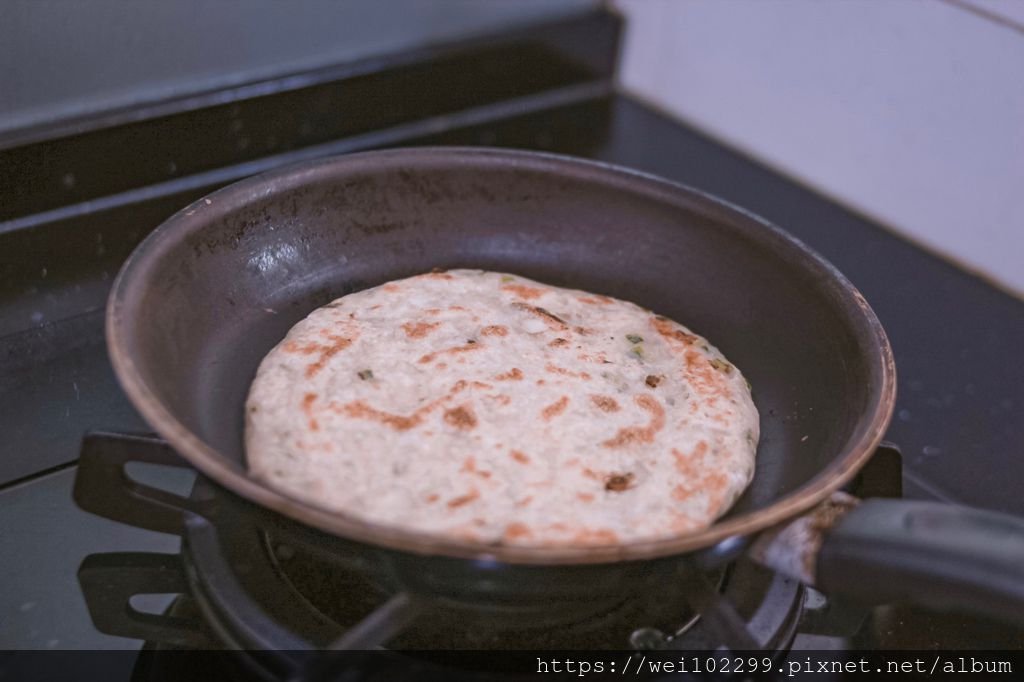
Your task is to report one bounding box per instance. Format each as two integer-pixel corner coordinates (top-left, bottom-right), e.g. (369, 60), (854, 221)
(106, 146), (896, 565)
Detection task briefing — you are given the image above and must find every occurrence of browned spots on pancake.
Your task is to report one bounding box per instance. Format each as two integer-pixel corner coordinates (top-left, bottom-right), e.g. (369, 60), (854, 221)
(447, 489), (479, 508)
(425, 493), (439, 503)
(602, 394), (666, 448)
(458, 456), (491, 479)
(334, 380), (467, 430)
(382, 283), (400, 292)
(536, 379), (546, 386)
(502, 283), (545, 300)
(305, 334), (354, 378)
(651, 315), (699, 345)
(682, 350), (732, 400)
(605, 472), (635, 492)
(545, 363), (591, 380)
(444, 404), (477, 430)
(510, 450), (531, 464)
(590, 394), (620, 412)
(418, 341), (483, 364)
(458, 456), (489, 477)
(574, 326), (591, 335)
(548, 337), (570, 348)
(283, 332), (355, 378)
(672, 473), (728, 503)
(301, 392), (320, 431)
(435, 362), (447, 370)
(670, 458), (728, 509)
(449, 305), (467, 311)
(577, 295), (613, 305)
(504, 522), (532, 541)
(425, 308), (441, 315)
(480, 325), (508, 337)
(672, 441), (709, 475)
(494, 368), (523, 381)
(511, 302), (569, 330)
(573, 528), (619, 544)
(577, 492), (595, 503)
(670, 441), (728, 509)
(645, 374), (663, 388)
(369, 305), (382, 311)
(515, 495), (534, 507)
(564, 457), (580, 467)
(472, 381), (493, 389)
(582, 467), (600, 480)
(402, 321), (440, 338)
(705, 472), (729, 509)
(339, 401), (422, 430)
(486, 393), (512, 406)
(576, 351), (608, 363)
(541, 396), (570, 420)
(423, 271), (453, 280)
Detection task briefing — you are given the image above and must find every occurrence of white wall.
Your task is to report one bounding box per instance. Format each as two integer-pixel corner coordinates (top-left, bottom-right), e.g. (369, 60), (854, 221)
(615, 0), (1024, 297)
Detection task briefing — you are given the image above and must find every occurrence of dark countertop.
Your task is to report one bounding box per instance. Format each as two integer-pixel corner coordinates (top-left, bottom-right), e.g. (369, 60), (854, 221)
(2, 92), (1023, 648)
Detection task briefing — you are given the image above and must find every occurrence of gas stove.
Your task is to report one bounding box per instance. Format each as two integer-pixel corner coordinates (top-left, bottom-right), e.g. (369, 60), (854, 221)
(69, 432), (907, 679)
(75, 435), (905, 659)
(2, 5), (1023, 676)
(68, 432), (1023, 679)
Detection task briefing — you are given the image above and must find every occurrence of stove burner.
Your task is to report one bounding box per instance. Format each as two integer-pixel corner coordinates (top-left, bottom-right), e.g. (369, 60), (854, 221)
(267, 525), (730, 647)
(166, 475), (802, 654)
(73, 432), (902, 676)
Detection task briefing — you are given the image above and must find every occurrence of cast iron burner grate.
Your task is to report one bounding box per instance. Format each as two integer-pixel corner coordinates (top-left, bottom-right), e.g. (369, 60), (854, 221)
(72, 432), (902, 678)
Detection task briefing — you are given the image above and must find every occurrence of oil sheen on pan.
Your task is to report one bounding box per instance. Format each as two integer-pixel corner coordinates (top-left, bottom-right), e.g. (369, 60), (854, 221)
(245, 269), (758, 547)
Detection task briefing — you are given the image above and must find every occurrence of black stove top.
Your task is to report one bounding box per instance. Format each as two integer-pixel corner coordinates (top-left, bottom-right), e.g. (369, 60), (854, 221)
(1, 6), (1022, 667)
(75, 433), (852, 656)
(72, 432), (913, 680)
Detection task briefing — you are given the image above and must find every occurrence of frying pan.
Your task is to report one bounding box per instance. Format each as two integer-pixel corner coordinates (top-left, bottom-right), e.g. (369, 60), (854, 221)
(102, 147), (1024, 627)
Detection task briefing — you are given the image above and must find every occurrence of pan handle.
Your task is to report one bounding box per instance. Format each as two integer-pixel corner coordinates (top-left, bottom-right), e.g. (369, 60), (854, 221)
(74, 431), (203, 535)
(752, 493), (1024, 626)
(816, 498), (1024, 626)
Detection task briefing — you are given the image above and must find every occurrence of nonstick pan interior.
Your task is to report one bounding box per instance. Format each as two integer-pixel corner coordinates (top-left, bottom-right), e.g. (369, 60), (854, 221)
(108, 148), (894, 563)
